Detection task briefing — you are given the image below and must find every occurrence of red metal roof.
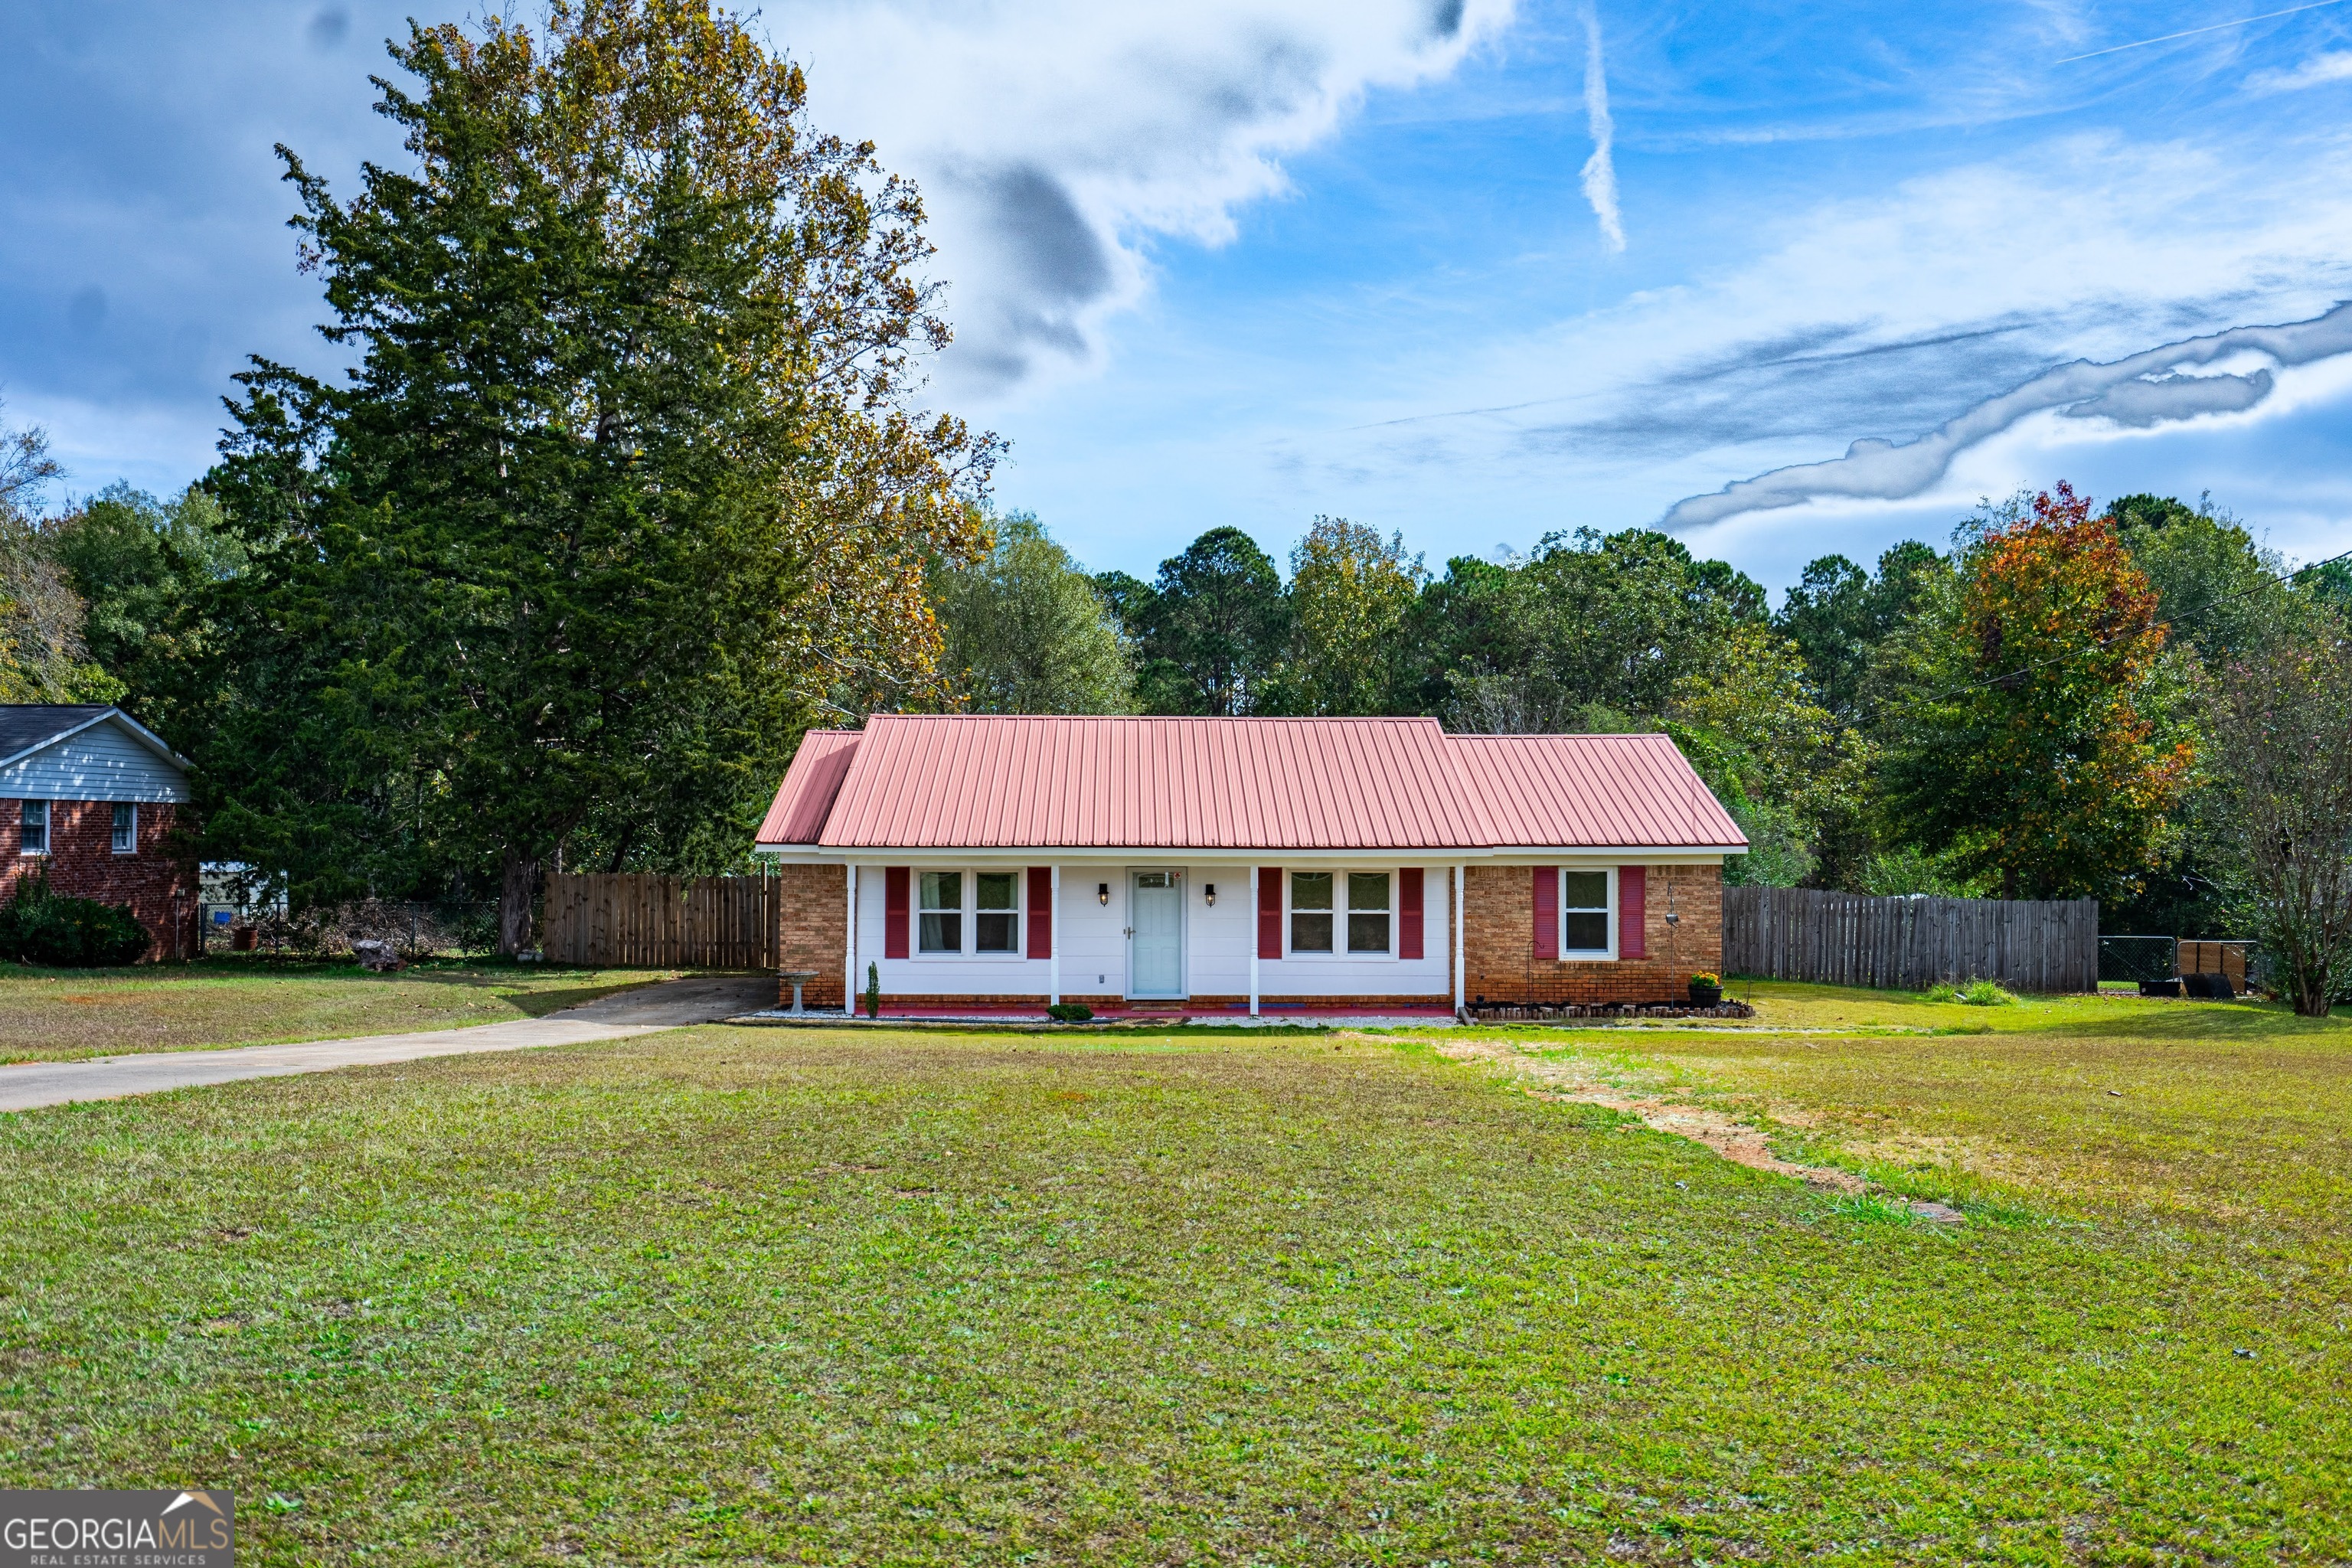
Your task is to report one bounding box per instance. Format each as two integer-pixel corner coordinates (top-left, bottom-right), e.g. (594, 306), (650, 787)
(757, 729), (861, 846)
(1449, 733), (1746, 849)
(759, 715), (1744, 852)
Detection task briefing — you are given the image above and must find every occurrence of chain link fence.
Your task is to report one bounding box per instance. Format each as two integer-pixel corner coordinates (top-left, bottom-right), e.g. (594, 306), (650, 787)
(198, 897), (500, 961)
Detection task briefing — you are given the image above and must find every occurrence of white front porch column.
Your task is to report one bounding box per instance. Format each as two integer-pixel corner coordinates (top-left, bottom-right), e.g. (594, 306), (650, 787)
(844, 864), (859, 1016)
(1249, 865), (1260, 1018)
(1452, 863), (1465, 1014)
(1049, 864), (1061, 1007)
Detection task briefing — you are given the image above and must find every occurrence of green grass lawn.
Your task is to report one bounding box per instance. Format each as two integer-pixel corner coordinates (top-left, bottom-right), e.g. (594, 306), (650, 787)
(5, 998), (2349, 1564)
(0, 959), (671, 1063)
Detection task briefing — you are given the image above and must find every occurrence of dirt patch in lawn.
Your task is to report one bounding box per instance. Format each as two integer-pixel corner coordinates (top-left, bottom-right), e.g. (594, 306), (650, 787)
(1419, 1034), (1867, 1194)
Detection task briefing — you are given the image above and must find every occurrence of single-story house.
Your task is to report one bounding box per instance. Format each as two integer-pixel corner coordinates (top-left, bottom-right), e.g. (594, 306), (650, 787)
(753, 715), (1745, 1017)
(0, 704), (196, 959)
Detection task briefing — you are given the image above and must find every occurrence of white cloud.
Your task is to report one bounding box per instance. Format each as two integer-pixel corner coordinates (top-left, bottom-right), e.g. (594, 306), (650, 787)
(1578, 9), (1624, 253)
(761, 0), (1514, 394)
(2248, 48), (2352, 90)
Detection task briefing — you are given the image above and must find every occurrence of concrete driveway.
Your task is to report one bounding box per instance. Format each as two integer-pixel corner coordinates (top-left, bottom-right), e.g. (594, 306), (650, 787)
(0, 974), (777, 1115)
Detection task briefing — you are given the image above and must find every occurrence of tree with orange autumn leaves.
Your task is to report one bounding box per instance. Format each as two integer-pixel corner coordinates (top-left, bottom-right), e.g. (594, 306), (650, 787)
(1877, 482), (2194, 900)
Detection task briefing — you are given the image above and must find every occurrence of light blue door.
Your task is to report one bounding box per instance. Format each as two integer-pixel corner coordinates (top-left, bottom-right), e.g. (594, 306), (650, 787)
(1129, 871), (1184, 998)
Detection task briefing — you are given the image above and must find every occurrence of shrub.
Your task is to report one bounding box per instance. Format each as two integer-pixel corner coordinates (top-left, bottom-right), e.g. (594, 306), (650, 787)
(864, 962), (880, 1019)
(1961, 978), (2019, 1007)
(1047, 1002), (1094, 1022)
(0, 871), (150, 966)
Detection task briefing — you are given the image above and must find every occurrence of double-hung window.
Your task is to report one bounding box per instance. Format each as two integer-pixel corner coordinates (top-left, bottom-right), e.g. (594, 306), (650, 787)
(919, 871), (962, 954)
(1346, 872), (1391, 953)
(918, 870), (1021, 956)
(975, 871), (1020, 953)
(112, 803), (136, 854)
(18, 800), (47, 856)
(1289, 871), (1395, 955)
(1561, 869), (1612, 956)
(1289, 871), (1333, 952)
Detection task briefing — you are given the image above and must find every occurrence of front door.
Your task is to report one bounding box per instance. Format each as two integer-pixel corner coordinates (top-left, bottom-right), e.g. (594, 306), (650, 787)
(1128, 871), (1184, 998)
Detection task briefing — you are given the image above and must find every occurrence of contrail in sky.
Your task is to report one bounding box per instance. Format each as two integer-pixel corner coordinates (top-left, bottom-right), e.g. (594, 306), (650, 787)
(1579, 8), (1625, 253)
(2055, 0), (2349, 63)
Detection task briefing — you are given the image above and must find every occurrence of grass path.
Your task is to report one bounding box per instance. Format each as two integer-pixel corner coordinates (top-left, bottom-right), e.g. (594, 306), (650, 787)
(5, 1018), (2347, 1564)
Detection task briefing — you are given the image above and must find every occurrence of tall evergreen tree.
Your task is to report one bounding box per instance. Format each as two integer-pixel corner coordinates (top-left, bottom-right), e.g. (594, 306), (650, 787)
(181, 1), (988, 947)
(1128, 527), (1289, 715)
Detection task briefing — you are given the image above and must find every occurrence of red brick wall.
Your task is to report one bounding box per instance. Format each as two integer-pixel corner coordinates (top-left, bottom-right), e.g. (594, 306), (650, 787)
(0, 800), (198, 961)
(1463, 862), (1722, 1005)
(776, 863), (847, 1007)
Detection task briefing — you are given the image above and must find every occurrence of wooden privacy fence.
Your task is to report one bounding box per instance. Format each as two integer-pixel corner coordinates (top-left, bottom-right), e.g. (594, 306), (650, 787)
(542, 873), (777, 969)
(1723, 886), (2099, 993)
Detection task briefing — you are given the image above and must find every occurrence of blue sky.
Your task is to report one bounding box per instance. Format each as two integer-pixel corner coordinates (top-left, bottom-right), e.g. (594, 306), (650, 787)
(6, 1), (2352, 593)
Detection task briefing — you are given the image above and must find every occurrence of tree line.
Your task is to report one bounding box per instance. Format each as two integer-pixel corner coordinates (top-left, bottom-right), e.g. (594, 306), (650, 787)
(0, 0), (2344, 1011)
(930, 496), (2352, 1011)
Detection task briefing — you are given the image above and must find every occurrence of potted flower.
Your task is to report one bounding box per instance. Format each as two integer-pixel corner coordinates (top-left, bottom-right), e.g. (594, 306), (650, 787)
(1687, 971), (1723, 1005)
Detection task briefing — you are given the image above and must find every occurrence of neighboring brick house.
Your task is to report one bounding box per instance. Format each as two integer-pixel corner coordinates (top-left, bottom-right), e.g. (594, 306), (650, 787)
(0, 705), (198, 960)
(753, 715), (1745, 1016)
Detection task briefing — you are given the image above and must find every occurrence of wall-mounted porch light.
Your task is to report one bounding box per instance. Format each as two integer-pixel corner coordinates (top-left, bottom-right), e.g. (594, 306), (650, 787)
(1204, 882), (1217, 906)
(1097, 882), (1110, 905)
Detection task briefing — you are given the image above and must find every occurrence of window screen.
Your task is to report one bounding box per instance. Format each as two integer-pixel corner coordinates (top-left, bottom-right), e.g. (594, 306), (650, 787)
(919, 871), (963, 953)
(1347, 871), (1390, 953)
(112, 803), (136, 854)
(19, 800), (46, 856)
(975, 871), (1019, 953)
(1289, 871), (1333, 952)
(1562, 870), (1610, 953)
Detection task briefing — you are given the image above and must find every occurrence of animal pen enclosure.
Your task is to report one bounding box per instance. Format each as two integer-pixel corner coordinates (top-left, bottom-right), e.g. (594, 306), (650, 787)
(1723, 886), (2099, 993)
(541, 873), (779, 970)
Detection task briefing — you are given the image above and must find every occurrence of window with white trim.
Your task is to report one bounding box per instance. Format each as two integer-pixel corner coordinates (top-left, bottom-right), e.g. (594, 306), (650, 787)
(1290, 871), (1332, 952)
(1346, 871), (1391, 953)
(918, 871), (962, 954)
(975, 871), (1019, 953)
(19, 799), (47, 856)
(112, 803), (137, 854)
(1562, 869), (1612, 956)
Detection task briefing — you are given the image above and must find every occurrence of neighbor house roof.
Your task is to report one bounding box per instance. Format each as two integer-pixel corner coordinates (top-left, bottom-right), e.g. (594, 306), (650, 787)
(756, 714), (1744, 854)
(0, 705), (188, 772)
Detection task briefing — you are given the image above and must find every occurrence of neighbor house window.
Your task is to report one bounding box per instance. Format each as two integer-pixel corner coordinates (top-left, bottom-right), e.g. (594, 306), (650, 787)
(19, 800), (46, 856)
(1290, 871), (1333, 952)
(112, 803), (136, 854)
(1562, 869), (1612, 956)
(919, 871), (963, 954)
(975, 871), (1019, 953)
(1348, 872), (1391, 953)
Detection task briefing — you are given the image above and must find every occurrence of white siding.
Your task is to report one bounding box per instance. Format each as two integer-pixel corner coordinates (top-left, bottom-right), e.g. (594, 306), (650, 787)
(0, 719), (188, 803)
(851, 858), (1451, 1001)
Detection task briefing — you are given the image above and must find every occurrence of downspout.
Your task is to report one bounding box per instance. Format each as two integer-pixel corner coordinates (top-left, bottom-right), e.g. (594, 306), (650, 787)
(1049, 864), (1061, 1008)
(1453, 863), (1466, 1018)
(1249, 865), (1260, 1019)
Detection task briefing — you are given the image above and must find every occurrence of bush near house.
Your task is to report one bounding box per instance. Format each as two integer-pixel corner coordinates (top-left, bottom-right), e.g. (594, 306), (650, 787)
(0, 871), (149, 966)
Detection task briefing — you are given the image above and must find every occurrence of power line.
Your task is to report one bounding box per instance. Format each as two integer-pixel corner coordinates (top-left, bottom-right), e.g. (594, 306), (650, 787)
(2054, 0), (2350, 64)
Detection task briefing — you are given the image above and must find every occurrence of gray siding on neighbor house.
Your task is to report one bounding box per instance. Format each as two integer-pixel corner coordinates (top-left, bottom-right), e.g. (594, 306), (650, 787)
(0, 720), (189, 802)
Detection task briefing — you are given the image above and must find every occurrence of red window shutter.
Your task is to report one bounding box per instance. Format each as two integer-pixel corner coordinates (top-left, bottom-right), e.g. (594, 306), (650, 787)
(1399, 867), (1424, 959)
(884, 867), (910, 959)
(1619, 866), (1646, 959)
(1027, 867), (1053, 959)
(1257, 868), (1282, 959)
(1532, 866), (1558, 961)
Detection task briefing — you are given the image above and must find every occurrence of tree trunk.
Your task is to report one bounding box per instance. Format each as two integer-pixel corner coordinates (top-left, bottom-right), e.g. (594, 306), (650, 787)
(498, 848), (541, 958)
